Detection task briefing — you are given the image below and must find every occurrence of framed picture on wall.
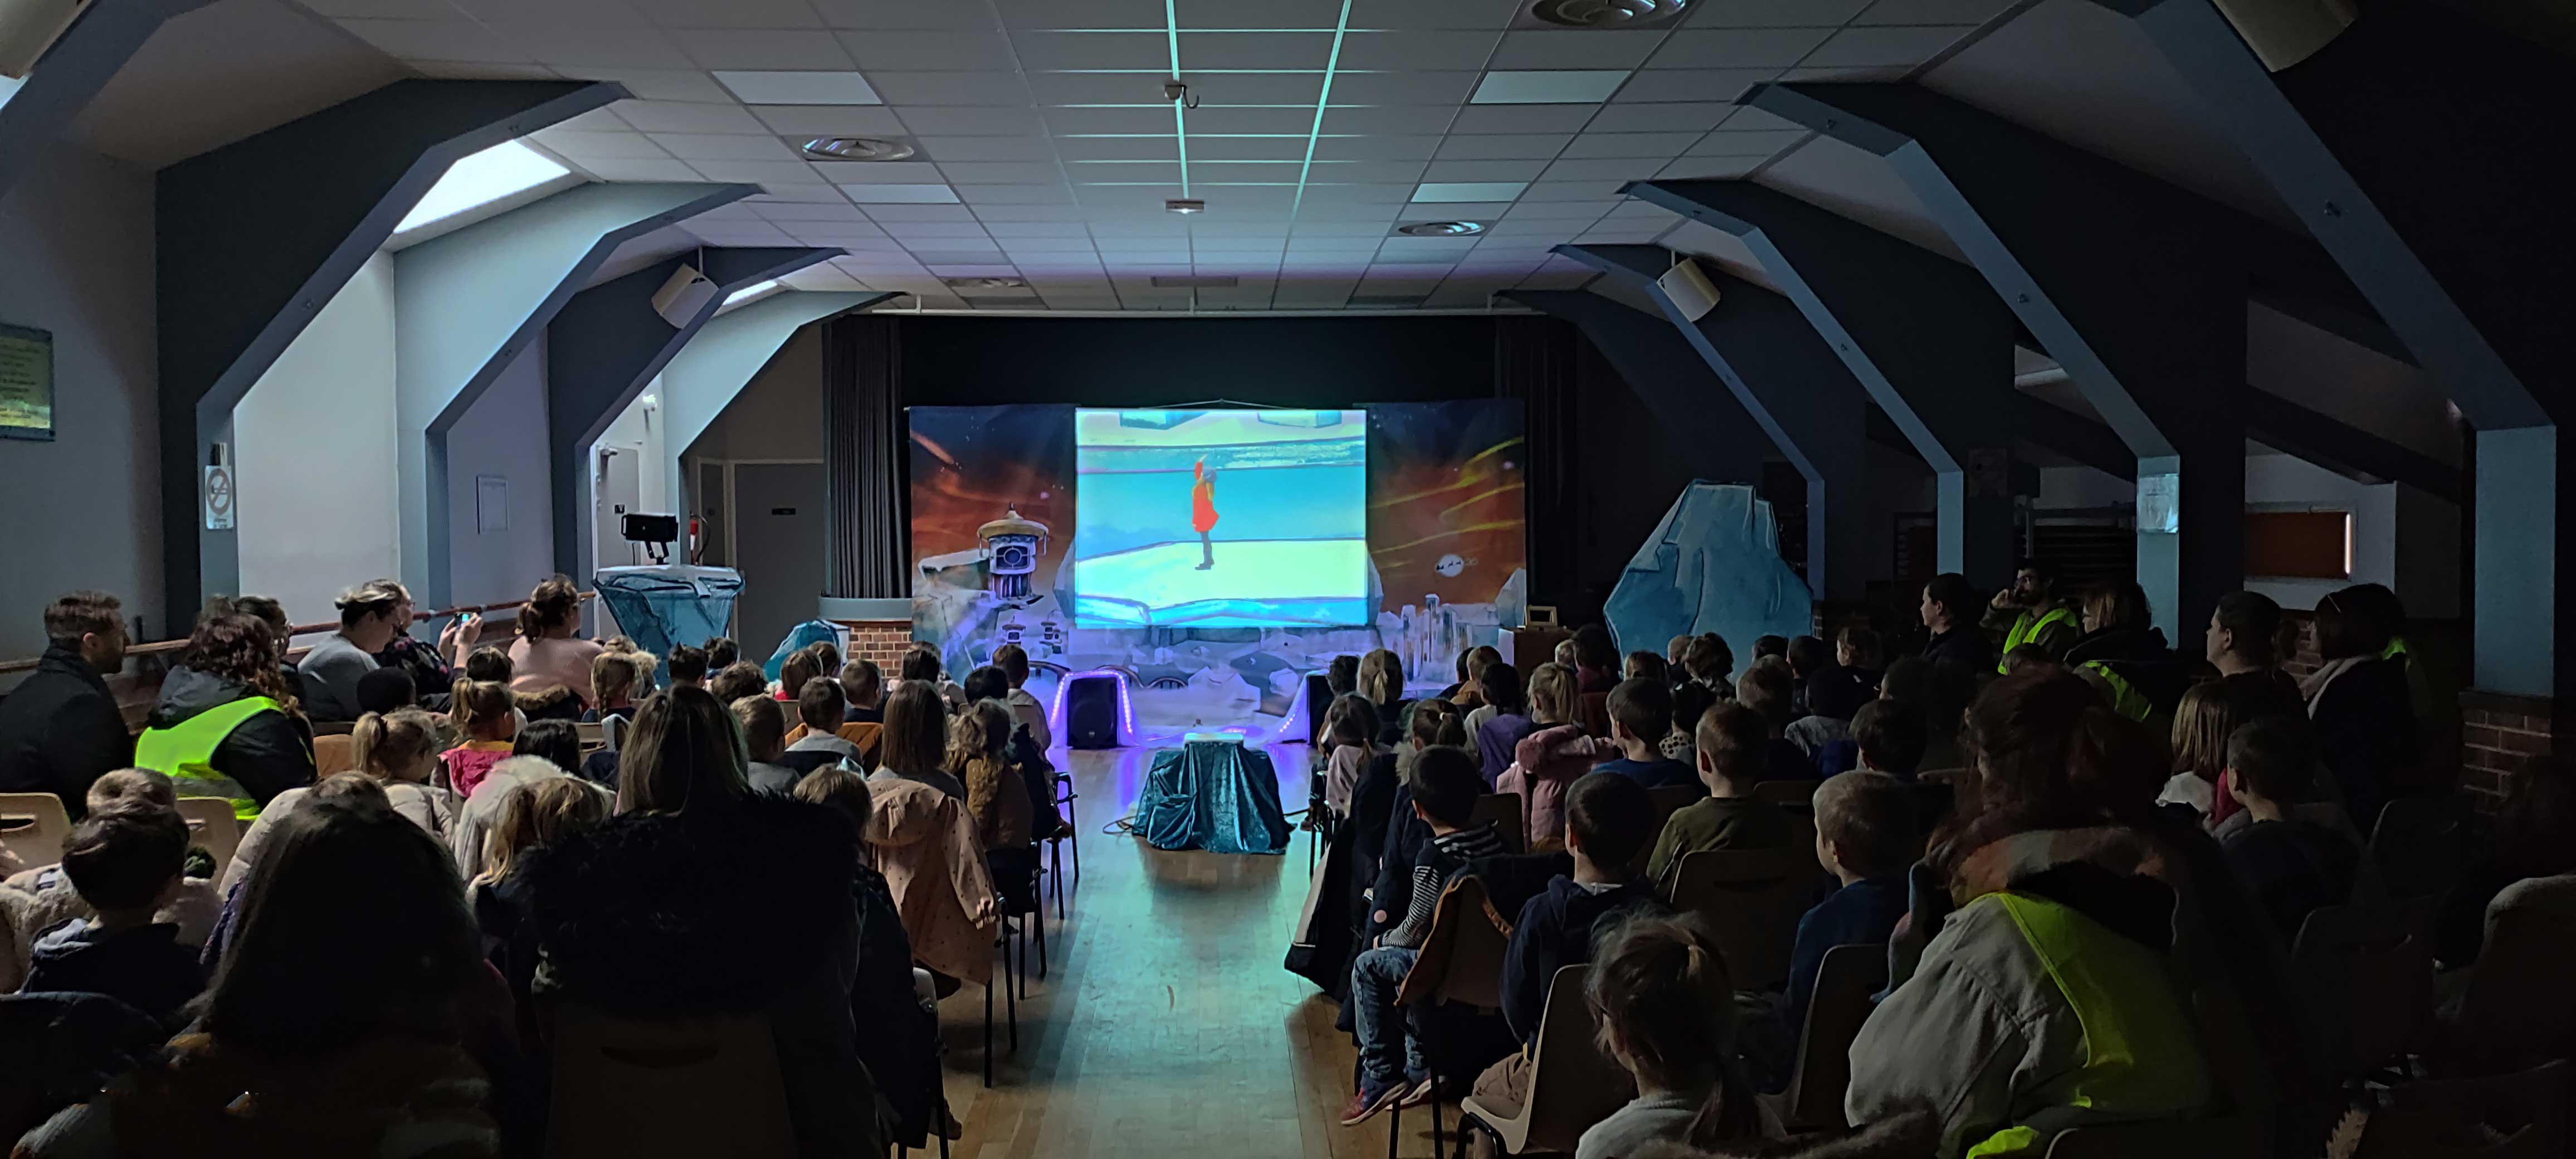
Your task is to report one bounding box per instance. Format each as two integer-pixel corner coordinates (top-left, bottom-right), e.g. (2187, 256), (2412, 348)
(0, 323), (52, 441)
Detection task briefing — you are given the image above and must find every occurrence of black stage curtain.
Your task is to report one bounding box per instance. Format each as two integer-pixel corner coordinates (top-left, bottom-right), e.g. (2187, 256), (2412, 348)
(1494, 314), (1579, 610)
(821, 314), (908, 599)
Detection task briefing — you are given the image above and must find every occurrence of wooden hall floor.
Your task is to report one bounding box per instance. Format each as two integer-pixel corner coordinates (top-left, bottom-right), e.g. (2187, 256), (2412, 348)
(929, 742), (1450, 1159)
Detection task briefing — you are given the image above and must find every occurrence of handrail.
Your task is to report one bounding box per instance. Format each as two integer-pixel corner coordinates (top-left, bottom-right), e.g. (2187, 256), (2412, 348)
(0, 591), (597, 675)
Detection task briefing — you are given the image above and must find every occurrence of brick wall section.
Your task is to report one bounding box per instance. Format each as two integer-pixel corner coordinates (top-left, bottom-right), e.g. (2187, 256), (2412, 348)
(2460, 690), (2557, 811)
(835, 620), (914, 667)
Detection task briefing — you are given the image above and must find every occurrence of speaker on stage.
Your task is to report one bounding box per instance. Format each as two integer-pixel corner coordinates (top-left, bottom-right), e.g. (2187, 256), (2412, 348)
(1064, 673), (1124, 749)
(1303, 672), (1332, 742)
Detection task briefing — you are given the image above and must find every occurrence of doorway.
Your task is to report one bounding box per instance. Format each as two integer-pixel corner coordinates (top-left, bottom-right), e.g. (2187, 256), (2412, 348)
(730, 461), (827, 660)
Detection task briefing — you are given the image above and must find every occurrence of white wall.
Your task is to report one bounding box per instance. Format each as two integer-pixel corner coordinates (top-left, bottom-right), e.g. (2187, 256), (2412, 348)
(682, 325), (822, 462)
(0, 143), (161, 659)
(234, 250), (401, 626)
(443, 339), (555, 608)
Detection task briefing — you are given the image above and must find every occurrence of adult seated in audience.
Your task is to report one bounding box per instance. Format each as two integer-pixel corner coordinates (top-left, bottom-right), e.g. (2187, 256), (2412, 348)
(1735, 659), (1818, 782)
(4, 773), (223, 987)
(1341, 747), (1507, 1124)
(470, 776), (606, 1045)
(1916, 574), (1993, 681)
(1647, 703), (1793, 888)
(704, 636), (740, 672)
(1846, 700), (1928, 781)
(359, 581), (479, 697)
(661, 644), (707, 691)
(524, 684), (885, 1155)
(504, 575), (601, 710)
(2219, 717), (2360, 944)
(1783, 772), (1914, 1044)
(221, 710), (456, 896)
(2305, 583), (2420, 832)
(135, 613), (314, 821)
(709, 660), (768, 706)
(18, 806), (203, 1026)
(1472, 773), (1660, 1119)
(1360, 649), (1412, 746)
(2062, 581), (2185, 727)
(872, 682), (967, 801)
(2207, 591), (2304, 715)
(1980, 559), (2080, 675)
(1578, 913), (1767, 1159)
(791, 766), (945, 1148)
(1682, 633), (1736, 701)
(1501, 663), (1593, 845)
(206, 595), (305, 707)
(1321, 694), (1386, 818)
(355, 666), (418, 716)
(1846, 670), (2227, 1157)
(19, 798), (513, 1157)
(1471, 662), (1535, 785)
(840, 658), (886, 724)
(1663, 679), (1718, 770)
(300, 581), (410, 722)
(1593, 678), (1692, 788)
(987, 644), (1048, 750)
(439, 681), (519, 799)
(731, 696), (801, 793)
(783, 678), (866, 775)
(0, 592), (133, 819)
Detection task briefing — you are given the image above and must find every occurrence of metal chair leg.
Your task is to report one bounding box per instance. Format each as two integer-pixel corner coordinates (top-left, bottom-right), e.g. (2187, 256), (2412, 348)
(1385, 1101), (1401, 1159)
(1004, 923), (1019, 1051)
(1035, 890), (1049, 978)
(982, 974), (994, 1088)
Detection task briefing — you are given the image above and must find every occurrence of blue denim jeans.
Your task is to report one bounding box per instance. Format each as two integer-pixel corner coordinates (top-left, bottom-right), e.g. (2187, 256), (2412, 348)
(1350, 945), (1426, 1101)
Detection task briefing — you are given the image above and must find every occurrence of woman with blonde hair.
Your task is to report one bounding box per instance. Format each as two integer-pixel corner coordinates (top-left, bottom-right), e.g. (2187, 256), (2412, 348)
(504, 575), (601, 709)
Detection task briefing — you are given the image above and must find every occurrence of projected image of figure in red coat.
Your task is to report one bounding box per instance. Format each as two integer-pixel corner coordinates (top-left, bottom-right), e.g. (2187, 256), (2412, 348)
(1191, 457), (1219, 570)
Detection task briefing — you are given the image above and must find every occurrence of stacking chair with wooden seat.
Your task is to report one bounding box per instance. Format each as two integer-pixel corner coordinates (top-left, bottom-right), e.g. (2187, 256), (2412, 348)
(1629, 786), (1703, 877)
(547, 1006), (797, 1159)
(2292, 896), (2435, 1080)
(1388, 874), (1515, 1157)
(1665, 848), (1826, 992)
(1459, 966), (1632, 1156)
(2350, 1058), (2570, 1159)
(1761, 943), (1888, 1132)
(313, 733), (358, 778)
(0, 793), (71, 870)
(173, 797), (242, 880)
(1470, 791), (1526, 856)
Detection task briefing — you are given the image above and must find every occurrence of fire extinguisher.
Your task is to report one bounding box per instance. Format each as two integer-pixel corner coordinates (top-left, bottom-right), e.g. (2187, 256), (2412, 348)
(687, 516), (703, 564)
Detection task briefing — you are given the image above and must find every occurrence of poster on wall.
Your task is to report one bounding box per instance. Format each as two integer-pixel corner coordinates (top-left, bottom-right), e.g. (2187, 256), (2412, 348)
(0, 323), (53, 441)
(908, 401), (1526, 743)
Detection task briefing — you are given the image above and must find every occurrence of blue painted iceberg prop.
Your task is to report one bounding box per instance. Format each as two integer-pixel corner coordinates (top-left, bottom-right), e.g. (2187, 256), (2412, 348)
(1604, 482), (1812, 658)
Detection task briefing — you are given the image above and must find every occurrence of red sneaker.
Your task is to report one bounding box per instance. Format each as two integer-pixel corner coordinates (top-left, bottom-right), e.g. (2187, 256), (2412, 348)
(1338, 1084), (1406, 1127)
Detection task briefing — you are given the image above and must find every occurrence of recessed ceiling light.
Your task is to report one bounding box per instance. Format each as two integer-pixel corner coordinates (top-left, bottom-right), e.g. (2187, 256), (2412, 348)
(713, 70), (881, 106)
(1413, 182), (1529, 203)
(1470, 70), (1631, 104)
(1521, 0), (1692, 29)
(1166, 198), (1206, 214)
(395, 140), (571, 234)
(1399, 221), (1486, 237)
(943, 276), (1027, 290)
(838, 183), (960, 204)
(798, 136), (915, 162)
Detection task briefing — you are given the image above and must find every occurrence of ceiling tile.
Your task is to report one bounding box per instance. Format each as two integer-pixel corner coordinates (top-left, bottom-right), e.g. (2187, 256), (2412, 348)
(1469, 70), (1629, 104)
(1179, 31), (1333, 69)
(747, 183), (853, 202)
(984, 221), (1092, 236)
(933, 160), (1064, 183)
(1027, 72), (1176, 105)
(1611, 69), (1775, 103)
(1295, 184), (1413, 205)
(882, 222), (993, 237)
(687, 159), (827, 183)
(577, 158), (706, 181)
(612, 99), (769, 133)
(713, 69), (883, 103)
(1328, 72), (1479, 105)
(813, 159), (945, 182)
(844, 183), (964, 203)
(1042, 106), (1177, 134)
(1657, 155), (1768, 179)
(1180, 73), (1327, 105)
(648, 132), (801, 159)
(1446, 104), (1596, 133)
(1053, 135), (1179, 160)
(1309, 160), (1430, 183)
(672, 29), (855, 69)
(958, 184), (1074, 203)
(1501, 199), (1624, 218)
(1689, 128), (1808, 155)
(406, 62), (565, 79)
(749, 200), (870, 221)
(864, 203), (977, 221)
(1685, 0), (1870, 26)
(1335, 30), (1502, 71)
(1009, 30), (1167, 70)
(998, 237), (1100, 250)
(306, 0), (471, 16)
(1318, 105), (1457, 135)
(682, 220), (796, 244)
(1538, 157), (1660, 182)
(446, 0), (647, 23)
(1187, 136), (1306, 162)
(1558, 131), (1700, 158)
(1585, 101), (1733, 132)
(535, 129), (674, 160)
(838, 30), (1019, 70)
(1184, 106), (1318, 134)
(557, 67), (735, 102)
(1432, 134), (1572, 160)
(908, 135), (1054, 160)
(1414, 181), (1528, 202)
(1175, 0), (1345, 28)
(1422, 158), (1548, 182)
(1488, 31), (1664, 71)
(1645, 27), (1835, 69)
(973, 205), (1094, 221)
(1856, 0), (2017, 24)
(1518, 179), (1629, 199)
(1804, 25), (1977, 67)
(1311, 134), (1441, 160)
(1070, 160), (1182, 182)
(489, 25), (695, 68)
(747, 104), (905, 134)
(870, 71), (1034, 105)
(1714, 103), (1801, 132)
(1187, 160), (1302, 183)
(627, 0), (822, 27)
(335, 20), (532, 63)
(894, 106), (1048, 134)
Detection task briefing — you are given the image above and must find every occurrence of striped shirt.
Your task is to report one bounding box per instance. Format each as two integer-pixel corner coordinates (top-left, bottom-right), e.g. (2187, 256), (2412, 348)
(1387, 821), (1507, 949)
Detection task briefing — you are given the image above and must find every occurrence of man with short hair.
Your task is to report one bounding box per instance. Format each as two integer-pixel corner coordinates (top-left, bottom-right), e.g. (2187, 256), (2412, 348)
(1982, 559), (2080, 674)
(0, 592), (135, 818)
(780, 677), (865, 775)
(2208, 590), (2305, 718)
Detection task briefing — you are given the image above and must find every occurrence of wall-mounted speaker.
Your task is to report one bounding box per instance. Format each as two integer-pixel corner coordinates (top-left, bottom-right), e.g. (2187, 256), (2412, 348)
(1658, 258), (1723, 322)
(650, 265), (716, 328)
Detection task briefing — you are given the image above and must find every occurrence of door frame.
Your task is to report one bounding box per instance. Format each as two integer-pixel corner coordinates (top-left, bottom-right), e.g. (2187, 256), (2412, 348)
(694, 455), (826, 640)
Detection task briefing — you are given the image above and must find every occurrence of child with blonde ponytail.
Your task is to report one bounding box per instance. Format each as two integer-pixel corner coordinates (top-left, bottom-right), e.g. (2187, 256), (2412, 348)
(441, 679), (519, 797)
(1577, 912), (1770, 1159)
(221, 708), (458, 895)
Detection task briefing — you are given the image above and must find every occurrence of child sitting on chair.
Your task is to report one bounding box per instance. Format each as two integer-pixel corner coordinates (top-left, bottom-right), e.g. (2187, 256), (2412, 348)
(1645, 703), (1795, 889)
(1577, 912), (1772, 1159)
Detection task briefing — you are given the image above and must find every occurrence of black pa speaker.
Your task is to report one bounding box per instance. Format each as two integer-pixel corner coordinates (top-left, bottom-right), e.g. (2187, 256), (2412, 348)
(1065, 674), (1121, 749)
(1304, 671), (1333, 743)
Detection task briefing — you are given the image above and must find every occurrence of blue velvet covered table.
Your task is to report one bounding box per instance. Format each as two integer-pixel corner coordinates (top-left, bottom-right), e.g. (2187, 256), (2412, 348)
(1138, 739), (1291, 855)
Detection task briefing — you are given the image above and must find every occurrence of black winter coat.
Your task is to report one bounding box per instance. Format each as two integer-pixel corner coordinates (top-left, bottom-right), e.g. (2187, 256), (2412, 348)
(142, 666), (314, 809)
(0, 646), (132, 819)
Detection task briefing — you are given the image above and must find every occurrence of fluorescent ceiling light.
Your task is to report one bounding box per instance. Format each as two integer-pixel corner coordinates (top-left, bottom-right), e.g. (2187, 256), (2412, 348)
(840, 183), (961, 204)
(395, 140), (570, 233)
(715, 70), (881, 105)
(1413, 182), (1530, 202)
(1470, 70), (1631, 104)
(723, 279), (779, 305)
(0, 74), (23, 113)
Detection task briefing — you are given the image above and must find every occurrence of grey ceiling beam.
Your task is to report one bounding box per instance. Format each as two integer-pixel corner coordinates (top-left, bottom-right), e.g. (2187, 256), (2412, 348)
(1627, 178), (2021, 590)
(545, 249), (846, 582)
(2241, 389), (2460, 503)
(1747, 81), (2248, 646)
(0, 0), (214, 205)
(155, 77), (622, 636)
(2015, 396), (2136, 483)
(1554, 243), (1874, 603)
(657, 290), (896, 524)
(1499, 290), (1776, 488)
(2092, 0), (2567, 696)
(399, 181), (759, 607)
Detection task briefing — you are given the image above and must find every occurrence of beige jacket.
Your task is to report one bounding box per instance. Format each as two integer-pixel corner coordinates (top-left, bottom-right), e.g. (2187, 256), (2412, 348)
(867, 776), (999, 986)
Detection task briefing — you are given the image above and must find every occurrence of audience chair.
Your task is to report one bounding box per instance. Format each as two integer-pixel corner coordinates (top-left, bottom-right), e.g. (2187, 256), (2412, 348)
(2364, 793), (2472, 907)
(2429, 873), (2576, 1075)
(1576, 692), (1611, 739)
(0, 793), (71, 870)
(984, 923), (1021, 1089)
(2041, 1116), (2270, 1158)
(1762, 943), (1889, 1132)
(2294, 896), (2436, 1079)
(1459, 966), (1633, 1157)
(574, 721), (605, 748)
(1666, 848), (1827, 992)
(1631, 786), (1703, 878)
(1468, 791), (1526, 856)
(173, 797), (241, 880)
(1391, 875), (1515, 1157)
(1053, 768), (1080, 889)
(313, 733), (357, 778)
(1753, 779), (1823, 809)
(546, 1005), (797, 1159)
(2351, 1058), (2569, 1159)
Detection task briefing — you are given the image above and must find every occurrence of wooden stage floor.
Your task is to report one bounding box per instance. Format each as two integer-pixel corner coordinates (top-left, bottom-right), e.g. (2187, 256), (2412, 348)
(929, 742), (1452, 1159)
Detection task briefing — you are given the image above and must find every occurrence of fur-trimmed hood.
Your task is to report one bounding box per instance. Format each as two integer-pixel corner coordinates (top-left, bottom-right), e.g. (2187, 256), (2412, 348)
(525, 792), (858, 1016)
